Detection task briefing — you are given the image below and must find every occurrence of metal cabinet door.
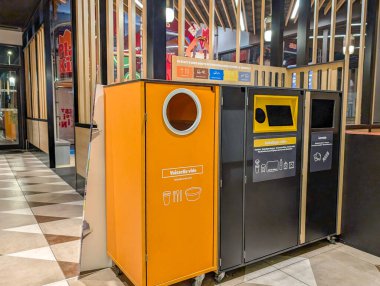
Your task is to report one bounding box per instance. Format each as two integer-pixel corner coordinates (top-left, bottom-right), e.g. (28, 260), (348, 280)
(244, 89), (301, 262)
(219, 87), (246, 271)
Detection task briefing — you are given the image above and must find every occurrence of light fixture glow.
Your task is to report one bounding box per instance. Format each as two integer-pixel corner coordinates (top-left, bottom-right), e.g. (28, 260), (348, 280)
(343, 45), (355, 55)
(343, 35), (355, 55)
(166, 7), (175, 23)
(7, 51), (12, 56)
(264, 30), (272, 42)
(9, 76), (15, 87)
(135, 0), (143, 9)
(235, 0), (245, 31)
(291, 0), (299, 20)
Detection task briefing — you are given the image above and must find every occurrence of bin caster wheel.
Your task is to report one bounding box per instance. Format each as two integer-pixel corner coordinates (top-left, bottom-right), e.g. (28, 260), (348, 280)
(112, 265), (122, 276)
(327, 236), (337, 245)
(214, 272), (225, 283)
(192, 274), (205, 286)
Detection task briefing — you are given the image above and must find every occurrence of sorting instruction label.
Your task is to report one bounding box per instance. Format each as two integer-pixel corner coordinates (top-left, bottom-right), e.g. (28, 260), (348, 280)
(310, 131), (333, 173)
(252, 136), (297, 183)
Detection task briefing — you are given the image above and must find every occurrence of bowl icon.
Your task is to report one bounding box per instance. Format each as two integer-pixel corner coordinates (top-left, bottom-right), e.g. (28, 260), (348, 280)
(185, 187), (202, 202)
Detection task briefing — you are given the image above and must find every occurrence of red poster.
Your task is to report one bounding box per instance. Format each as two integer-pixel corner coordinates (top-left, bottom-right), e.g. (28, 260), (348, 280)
(58, 29), (72, 78)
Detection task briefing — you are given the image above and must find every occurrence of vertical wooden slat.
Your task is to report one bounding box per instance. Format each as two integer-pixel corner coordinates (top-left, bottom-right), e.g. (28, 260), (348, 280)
(96, 0), (102, 83)
(106, 0), (114, 83)
(178, 0), (186, 57)
(355, 0), (367, 124)
(312, 70), (318, 89)
(321, 69), (328, 90)
(90, 0), (97, 99)
(76, 0), (85, 123)
(337, 0), (352, 235)
(300, 91), (311, 244)
(83, 0), (91, 123)
(142, 0), (147, 78)
(209, 0), (215, 59)
(329, 0), (337, 62)
(128, 0), (136, 80)
(30, 37), (39, 119)
(236, 0), (242, 63)
(24, 47), (31, 118)
(312, 0), (319, 64)
(116, 0), (124, 82)
(252, 0), (256, 34)
(260, 0), (265, 65)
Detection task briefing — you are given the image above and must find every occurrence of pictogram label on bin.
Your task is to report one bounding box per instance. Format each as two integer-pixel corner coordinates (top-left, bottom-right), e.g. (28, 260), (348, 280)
(162, 165), (204, 179)
(253, 136), (297, 183)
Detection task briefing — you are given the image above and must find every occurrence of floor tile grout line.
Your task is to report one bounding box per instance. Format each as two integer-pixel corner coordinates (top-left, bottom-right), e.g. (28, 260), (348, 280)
(277, 267), (312, 286)
(334, 245), (380, 268)
(4, 152), (70, 283)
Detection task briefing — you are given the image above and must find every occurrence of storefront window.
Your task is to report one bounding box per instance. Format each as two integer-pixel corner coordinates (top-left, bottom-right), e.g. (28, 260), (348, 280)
(0, 45), (20, 66)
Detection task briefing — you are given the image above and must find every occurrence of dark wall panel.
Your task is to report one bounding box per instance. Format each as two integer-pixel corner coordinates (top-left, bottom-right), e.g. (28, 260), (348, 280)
(342, 133), (380, 256)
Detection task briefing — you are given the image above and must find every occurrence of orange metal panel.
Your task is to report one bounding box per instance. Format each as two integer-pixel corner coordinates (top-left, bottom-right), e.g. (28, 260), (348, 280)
(104, 82), (146, 286)
(145, 83), (217, 286)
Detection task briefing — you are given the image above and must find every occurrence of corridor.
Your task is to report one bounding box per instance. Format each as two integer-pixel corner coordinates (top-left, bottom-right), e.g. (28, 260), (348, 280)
(0, 152), (83, 286)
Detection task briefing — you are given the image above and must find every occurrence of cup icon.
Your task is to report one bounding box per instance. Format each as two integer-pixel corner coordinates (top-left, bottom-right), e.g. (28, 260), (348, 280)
(163, 191), (171, 206)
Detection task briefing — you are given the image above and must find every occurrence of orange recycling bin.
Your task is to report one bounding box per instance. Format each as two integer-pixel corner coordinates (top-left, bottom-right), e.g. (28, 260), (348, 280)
(104, 80), (219, 286)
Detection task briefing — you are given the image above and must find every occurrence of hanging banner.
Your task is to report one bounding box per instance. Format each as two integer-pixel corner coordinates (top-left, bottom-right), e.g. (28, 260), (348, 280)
(58, 29), (73, 79)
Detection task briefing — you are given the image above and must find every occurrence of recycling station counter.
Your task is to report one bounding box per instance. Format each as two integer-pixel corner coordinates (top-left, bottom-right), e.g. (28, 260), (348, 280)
(104, 80), (343, 285)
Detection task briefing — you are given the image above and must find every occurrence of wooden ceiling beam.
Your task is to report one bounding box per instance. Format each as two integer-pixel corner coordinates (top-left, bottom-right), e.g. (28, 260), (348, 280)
(242, 0), (248, 32)
(174, 2), (191, 26)
(185, 5), (200, 25)
(319, 0), (326, 9)
(285, 0), (295, 26)
(221, 0), (233, 29)
(189, 0), (208, 25)
(231, 0), (237, 19)
(324, 0), (332, 15)
(199, 0), (226, 30)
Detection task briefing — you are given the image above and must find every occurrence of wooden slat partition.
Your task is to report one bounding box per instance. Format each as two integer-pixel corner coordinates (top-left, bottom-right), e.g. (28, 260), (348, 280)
(36, 27), (47, 119)
(30, 37), (39, 119)
(24, 46), (32, 118)
(75, 0), (98, 124)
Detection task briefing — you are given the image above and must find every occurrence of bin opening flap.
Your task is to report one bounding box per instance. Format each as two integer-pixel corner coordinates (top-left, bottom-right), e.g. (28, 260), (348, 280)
(266, 105), (294, 127)
(311, 99), (335, 128)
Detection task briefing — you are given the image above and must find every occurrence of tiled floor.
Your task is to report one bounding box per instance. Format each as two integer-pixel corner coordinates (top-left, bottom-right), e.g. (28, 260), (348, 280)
(77, 243), (380, 286)
(2, 152), (380, 286)
(0, 152), (84, 286)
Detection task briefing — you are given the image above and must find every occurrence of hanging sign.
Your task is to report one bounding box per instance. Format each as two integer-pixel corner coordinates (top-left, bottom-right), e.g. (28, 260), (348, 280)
(58, 29), (72, 78)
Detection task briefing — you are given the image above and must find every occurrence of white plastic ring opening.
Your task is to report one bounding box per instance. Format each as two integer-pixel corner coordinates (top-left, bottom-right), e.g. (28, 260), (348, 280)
(163, 88), (202, 136)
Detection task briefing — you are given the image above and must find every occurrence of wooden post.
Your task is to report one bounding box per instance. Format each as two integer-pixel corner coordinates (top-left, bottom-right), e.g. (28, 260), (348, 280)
(209, 0), (215, 59)
(312, 0), (319, 64)
(116, 0), (124, 82)
(106, 0), (114, 83)
(337, 0), (352, 236)
(260, 0), (265, 65)
(355, 0), (368, 124)
(236, 0), (242, 63)
(178, 0), (186, 57)
(329, 0), (337, 62)
(128, 0), (136, 80)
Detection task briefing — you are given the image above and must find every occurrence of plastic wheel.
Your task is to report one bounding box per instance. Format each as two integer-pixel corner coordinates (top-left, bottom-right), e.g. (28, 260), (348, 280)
(214, 272), (226, 283)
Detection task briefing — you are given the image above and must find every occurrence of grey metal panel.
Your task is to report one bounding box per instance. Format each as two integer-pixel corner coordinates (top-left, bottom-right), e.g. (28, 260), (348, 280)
(219, 86), (246, 271)
(244, 88), (302, 262)
(306, 92), (342, 242)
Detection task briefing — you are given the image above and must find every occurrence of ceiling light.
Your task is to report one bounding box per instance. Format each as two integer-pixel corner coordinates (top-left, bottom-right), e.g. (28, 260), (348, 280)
(264, 30), (272, 42)
(166, 0), (174, 23)
(9, 76), (15, 87)
(291, 0), (299, 20)
(264, 17), (272, 42)
(135, 0), (143, 9)
(166, 8), (174, 23)
(235, 0), (245, 31)
(343, 35), (355, 55)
